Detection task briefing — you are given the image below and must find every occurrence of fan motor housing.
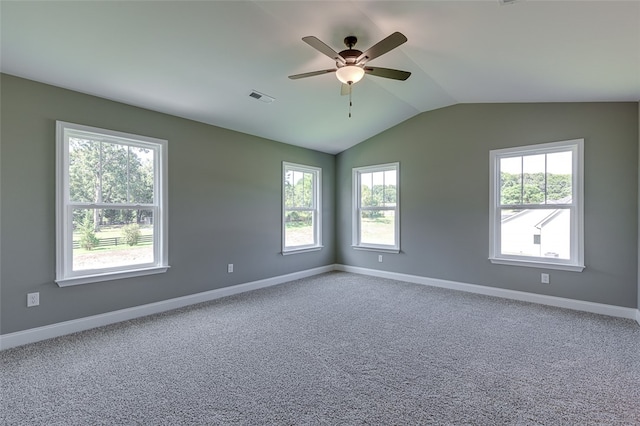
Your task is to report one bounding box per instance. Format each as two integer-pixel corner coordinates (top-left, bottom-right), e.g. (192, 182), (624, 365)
(338, 49), (362, 65)
(344, 35), (358, 47)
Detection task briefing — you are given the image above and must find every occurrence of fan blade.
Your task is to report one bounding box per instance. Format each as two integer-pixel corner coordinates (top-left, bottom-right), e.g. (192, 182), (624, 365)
(356, 32), (407, 64)
(288, 69), (337, 80)
(340, 83), (351, 96)
(302, 36), (346, 64)
(364, 67), (411, 81)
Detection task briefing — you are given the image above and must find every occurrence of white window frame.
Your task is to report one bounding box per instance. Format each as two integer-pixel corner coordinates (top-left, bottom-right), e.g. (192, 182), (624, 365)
(282, 162), (322, 254)
(352, 162), (400, 253)
(489, 139), (584, 272)
(56, 121), (169, 286)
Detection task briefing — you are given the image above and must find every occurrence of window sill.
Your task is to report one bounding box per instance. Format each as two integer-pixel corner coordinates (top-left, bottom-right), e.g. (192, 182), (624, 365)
(352, 245), (400, 254)
(56, 266), (170, 287)
(282, 246), (323, 256)
(489, 258), (584, 272)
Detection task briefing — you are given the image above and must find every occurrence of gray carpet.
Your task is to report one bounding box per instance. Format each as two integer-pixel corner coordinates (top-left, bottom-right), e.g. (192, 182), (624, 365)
(2, 271), (639, 425)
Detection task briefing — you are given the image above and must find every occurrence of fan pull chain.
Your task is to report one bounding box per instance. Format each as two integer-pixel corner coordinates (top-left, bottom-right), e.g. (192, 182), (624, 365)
(348, 83), (353, 118)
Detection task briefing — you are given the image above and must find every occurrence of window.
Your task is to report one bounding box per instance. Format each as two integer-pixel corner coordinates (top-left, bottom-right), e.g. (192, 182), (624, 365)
(56, 121), (169, 286)
(353, 163), (400, 252)
(282, 162), (322, 254)
(489, 139), (584, 271)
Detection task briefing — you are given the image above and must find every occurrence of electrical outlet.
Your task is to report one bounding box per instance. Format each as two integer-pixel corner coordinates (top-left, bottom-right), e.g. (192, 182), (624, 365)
(378, 255), (383, 263)
(227, 263), (234, 273)
(27, 292), (40, 307)
(541, 273), (550, 284)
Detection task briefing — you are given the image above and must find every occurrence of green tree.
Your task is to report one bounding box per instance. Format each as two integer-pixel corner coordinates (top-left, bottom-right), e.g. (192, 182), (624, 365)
(500, 172), (571, 205)
(372, 184), (396, 206)
(121, 223), (141, 246)
(360, 184), (396, 219)
(69, 139), (154, 227)
(547, 173), (572, 202)
(79, 213), (99, 250)
(284, 171), (314, 224)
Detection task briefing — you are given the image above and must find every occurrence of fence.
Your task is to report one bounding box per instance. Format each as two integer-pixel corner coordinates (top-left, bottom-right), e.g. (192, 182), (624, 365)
(73, 234), (153, 249)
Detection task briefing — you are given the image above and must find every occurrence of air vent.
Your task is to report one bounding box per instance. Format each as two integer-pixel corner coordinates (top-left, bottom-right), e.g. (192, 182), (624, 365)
(248, 90), (275, 103)
(499, 0), (522, 4)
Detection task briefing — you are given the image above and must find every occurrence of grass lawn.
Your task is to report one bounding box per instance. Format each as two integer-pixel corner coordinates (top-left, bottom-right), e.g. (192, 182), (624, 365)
(73, 224), (154, 270)
(73, 225), (153, 252)
(285, 222), (314, 247)
(361, 216), (395, 246)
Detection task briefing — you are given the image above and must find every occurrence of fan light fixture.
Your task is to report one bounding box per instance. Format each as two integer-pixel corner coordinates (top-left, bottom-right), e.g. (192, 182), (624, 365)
(336, 66), (365, 85)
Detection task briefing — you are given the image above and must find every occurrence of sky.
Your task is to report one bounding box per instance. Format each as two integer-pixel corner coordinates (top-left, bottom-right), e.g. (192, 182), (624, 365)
(500, 151), (572, 175)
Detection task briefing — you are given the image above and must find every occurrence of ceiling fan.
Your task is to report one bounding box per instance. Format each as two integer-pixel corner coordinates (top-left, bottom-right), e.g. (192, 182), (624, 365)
(288, 32), (411, 94)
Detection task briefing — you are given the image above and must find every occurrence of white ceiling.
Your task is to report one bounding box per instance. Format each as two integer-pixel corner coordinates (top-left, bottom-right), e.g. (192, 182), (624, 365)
(2, 1), (639, 154)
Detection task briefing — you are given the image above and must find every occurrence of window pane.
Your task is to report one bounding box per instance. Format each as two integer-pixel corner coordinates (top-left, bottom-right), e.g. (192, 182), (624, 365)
(72, 208), (154, 271)
(500, 208), (570, 260)
(129, 146), (155, 204)
(371, 172), (385, 207)
(500, 157), (522, 205)
(522, 154), (545, 204)
(285, 170), (314, 209)
(360, 210), (395, 246)
(382, 170), (397, 207)
(101, 141), (129, 203)
(284, 210), (314, 247)
(69, 138), (100, 203)
(361, 171), (397, 208)
(68, 139), (155, 205)
(360, 172), (374, 207)
(546, 151), (572, 204)
(293, 171), (303, 206)
(284, 170), (295, 208)
(301, 172), (313, 208)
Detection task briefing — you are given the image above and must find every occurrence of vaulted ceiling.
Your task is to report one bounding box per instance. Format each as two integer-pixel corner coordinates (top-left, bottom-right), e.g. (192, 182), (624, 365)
(2, 1), (638, 154)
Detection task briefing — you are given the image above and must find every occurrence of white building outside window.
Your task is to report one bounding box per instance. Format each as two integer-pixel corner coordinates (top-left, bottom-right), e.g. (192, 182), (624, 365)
(489, 139), (584, 271)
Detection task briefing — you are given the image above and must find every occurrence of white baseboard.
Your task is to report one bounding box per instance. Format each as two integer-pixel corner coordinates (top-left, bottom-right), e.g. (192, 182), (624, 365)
(0, 265), (335, 351)
(2, 264), (637, 351)
(335, 265), (639, 322)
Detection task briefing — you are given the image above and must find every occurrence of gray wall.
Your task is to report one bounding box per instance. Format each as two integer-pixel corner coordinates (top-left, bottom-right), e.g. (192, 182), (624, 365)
(0, 74), (336, 334)
(2, 74), (638, 337)
(337, 103), (639, 308)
